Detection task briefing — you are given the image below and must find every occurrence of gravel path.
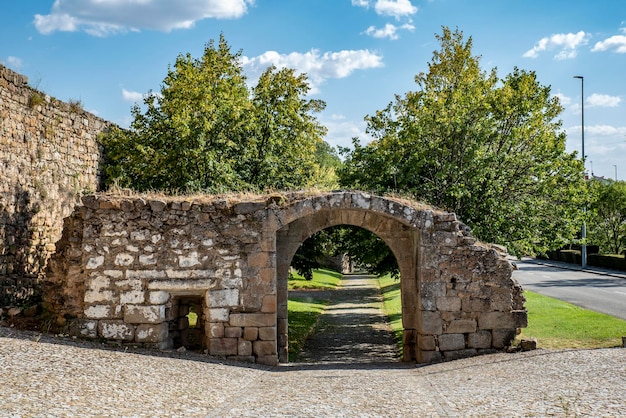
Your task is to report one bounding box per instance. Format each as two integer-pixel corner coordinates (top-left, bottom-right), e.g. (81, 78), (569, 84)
(1, 273), (625, 416)
(293, 274), (399, 364)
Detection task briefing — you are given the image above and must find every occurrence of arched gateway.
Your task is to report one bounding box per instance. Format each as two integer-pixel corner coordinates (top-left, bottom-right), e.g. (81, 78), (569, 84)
(45, 191), (526, 365)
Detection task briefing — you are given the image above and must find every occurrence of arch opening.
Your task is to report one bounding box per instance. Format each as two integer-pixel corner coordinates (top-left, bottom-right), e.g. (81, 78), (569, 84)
(275, 208), (420, 363)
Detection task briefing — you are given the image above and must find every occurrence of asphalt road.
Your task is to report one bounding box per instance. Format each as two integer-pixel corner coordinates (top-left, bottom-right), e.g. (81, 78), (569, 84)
(512, 258), (626, 320)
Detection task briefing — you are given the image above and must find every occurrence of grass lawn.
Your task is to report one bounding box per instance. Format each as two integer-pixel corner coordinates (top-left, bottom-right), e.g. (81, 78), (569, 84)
(377, 275), (626, 352)
(287, 268), (342, 361)
(516, 290), (626, 349)
(288, 267), (342, 290)
(377, 273), (403, 352)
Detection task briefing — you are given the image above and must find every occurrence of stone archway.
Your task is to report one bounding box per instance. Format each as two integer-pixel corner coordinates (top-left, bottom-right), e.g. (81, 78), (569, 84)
(44, 191), (526, 366)
(274, 205), (419, 363)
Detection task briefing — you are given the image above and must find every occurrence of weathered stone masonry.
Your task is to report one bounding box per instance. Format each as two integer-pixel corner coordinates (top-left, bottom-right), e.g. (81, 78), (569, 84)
(45, 191), (527, 365)
(0, 65), (108, 306)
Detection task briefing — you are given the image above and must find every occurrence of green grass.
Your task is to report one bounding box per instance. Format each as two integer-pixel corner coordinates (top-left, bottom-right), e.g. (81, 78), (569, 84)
(287, 297), (328, 361)
(516, 290), (626, 349)
(377, 273), (403, 352)
(288, 268), (342, 290)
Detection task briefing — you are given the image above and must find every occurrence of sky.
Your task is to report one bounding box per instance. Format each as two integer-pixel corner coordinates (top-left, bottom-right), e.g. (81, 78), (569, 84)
(1, 0), (626, 180)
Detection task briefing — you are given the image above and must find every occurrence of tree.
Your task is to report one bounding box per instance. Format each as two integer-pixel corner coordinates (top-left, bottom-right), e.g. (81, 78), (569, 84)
(339, 27), (586, 255)
(588, 179), (626, 254)
(100, 34), (327, 193)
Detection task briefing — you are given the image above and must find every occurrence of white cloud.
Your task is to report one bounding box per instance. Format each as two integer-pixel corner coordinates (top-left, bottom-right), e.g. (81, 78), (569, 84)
(523, 31), (588, 60)
(587, 93), (621, 108)
(34, 0), (253, 36)
(364, 22), (414, 40)
(554, 92), (571, 106)
(592, 34), (626, 53)
(322, 115), (370, 150)
(374, 0), (417, 19)
(3, 56), (23, 71)
(585, 125), (626, 136)
(352, 0), (417, 19)
(122, 89), (144, 103)
(241, 49), (383, 93)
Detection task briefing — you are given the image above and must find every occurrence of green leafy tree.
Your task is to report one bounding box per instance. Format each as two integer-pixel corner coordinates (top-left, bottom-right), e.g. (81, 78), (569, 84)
(339, 27), (586, 255)
(588, 179), (626, 254)
(101, 34), (327, 192)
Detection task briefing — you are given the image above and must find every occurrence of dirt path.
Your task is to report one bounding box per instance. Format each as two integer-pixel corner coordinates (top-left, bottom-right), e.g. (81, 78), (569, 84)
(291, 274), (400, 364)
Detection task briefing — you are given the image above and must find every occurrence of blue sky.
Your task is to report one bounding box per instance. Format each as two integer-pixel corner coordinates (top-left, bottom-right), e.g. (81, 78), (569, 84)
(2, 0), (626, 180)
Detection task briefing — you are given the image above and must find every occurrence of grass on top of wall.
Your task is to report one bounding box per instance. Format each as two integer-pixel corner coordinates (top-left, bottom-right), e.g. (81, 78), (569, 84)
(516, 290), (626, 349)
(288, 268), (342, 290)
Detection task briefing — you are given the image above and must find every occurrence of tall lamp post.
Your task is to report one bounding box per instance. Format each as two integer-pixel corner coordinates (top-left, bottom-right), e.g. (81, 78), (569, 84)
(574, 75), (587, 268)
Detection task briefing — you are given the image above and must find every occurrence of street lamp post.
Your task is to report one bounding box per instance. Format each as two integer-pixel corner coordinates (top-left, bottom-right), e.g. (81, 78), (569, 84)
(574, 75), (587, 268)
(614, 165), (617, 181)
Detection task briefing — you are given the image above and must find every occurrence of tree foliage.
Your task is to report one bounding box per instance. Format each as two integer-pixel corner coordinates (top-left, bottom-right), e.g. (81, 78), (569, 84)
(339, 27), (586, 255)
(100, 34), (330, 193)
(588, 179), (626, 254)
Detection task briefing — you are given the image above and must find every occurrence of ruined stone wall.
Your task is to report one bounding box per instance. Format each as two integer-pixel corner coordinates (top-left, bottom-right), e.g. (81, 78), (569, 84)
(45, 192), (527, 366)
(0, 65), (110, 306)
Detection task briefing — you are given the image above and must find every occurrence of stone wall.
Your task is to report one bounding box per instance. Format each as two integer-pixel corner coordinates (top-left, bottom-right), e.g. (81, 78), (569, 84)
(45, 191), (527, 365)
(0, 64), (110, 306)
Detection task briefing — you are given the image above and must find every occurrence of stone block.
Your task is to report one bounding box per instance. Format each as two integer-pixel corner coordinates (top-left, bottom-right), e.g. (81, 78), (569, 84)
(208, 323), (224, 338)
(438, 333), (466, 351)
(442, 349), (478, 360)
(84, 304), (112, 319)
(492, 329), (517, 348)
(135, 323), (168, 343)
(124, 305), (166, 324)
(256, 355), (279, 366)
(418, 311), (443, 335)
(258, 326), (276, 341)
(209, 289), (239, 308)
(253, 340), (276, 356)
(224, 326), (243, 338)
(79, 320), (98, 338)
(436, 296), (462, 312)
(421, 282), (446, 299)
(261, 294), (277, 313)
(238, 339), (253, 356)
(418, 335), (436, 351)
(478, 311), (527, 330)
(149, 291), (170, 305)
(467, 330), (492, 349)
(230, 313), (275, 327)
(462, 297), (490, 312)
(209, 338), (238, 356)
(243, 327), (259, 341)
(208, 308), (229, 322)
(98, 320), (134, 341)
(247, 251), (272, 268)
(418, 350), (442, 364)
(120, 290), (145, 304)
(446, 319), (477, 334)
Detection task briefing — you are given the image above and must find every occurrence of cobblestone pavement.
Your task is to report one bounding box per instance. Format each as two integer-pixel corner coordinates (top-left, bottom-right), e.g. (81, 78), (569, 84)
(1, 274), (625, 416)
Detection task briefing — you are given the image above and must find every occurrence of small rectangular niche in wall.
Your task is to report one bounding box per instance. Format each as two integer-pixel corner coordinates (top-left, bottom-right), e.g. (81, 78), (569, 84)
(168, 295), (206, 351)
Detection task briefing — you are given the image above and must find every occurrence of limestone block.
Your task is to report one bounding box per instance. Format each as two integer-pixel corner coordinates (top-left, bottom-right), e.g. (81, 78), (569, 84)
(115, 253), (134, 266)
(230, 313), (275, 327)
(462, 297), (490, 312)
(209, 338), (238, 356)
(257, 355), (279, 366)
(208, 308), (229, 322)
(179, 252), (200, 267)
(79, 320), (98, 338)
(224, 326), (243, 338)
(243, 327), (259, 341)
(492, 329), (517, 348)
(84, 304), (112, 319)
(418, 335), (436, 351)
(446, 319), (477, 334)
(436, 296), (462, 312)
(124, 305), (166, 324)
(247, 252), (272, 269)
(478, 311), (527, 330)
(438, 333), (466, 351)
(98, 320), (134, 341)
(86, 255), (104, 269)
(120, 290), (145, 304)
(421, 282), (447, 301)
(149, 291), (170, 305)
(208, 289), (239, 308)
(420, 297), (437, 311)
(258, 326), (276, 341)
(136, 323), (168, 343)
(148, 279), (214, 291)
(139, 254), (156, 265)
(442, 349), (478, 360)
(418, 311), (443, 335)
(467, 330), (492, 349)
(261, 295), (277, 313)
(127, 270), (167, 280)
(253, 340), (277, 356)
(238, 339), (253, 356)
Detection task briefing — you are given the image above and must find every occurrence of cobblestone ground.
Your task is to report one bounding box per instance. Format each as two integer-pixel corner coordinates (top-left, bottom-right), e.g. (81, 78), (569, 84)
(1, 274), (625, 416)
